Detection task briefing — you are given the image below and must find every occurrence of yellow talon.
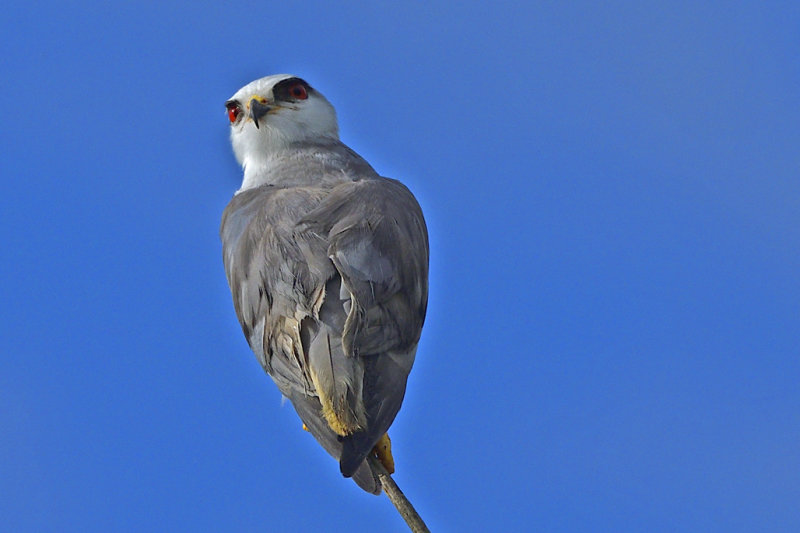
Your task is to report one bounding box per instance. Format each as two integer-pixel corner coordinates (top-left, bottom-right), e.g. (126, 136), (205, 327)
(302, 423), (309, 432)
(372, 433), (395, 474)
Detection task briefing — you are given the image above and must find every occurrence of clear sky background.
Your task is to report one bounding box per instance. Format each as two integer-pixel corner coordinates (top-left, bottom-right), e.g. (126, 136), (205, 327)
(2, 2), (799, 531)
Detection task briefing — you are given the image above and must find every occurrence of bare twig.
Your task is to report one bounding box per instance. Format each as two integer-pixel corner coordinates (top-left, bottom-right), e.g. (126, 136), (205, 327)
(367, 454), (430, 532)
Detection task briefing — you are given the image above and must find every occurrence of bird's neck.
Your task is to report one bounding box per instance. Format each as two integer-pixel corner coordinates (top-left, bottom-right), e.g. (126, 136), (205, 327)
(238, 141), (374, 192)
(239, 151), (289, 191)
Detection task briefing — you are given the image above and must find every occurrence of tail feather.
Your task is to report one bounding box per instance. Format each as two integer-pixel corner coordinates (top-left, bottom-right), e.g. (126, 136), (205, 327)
(288, 391), (380, 494)
(339, 349), (415, 477)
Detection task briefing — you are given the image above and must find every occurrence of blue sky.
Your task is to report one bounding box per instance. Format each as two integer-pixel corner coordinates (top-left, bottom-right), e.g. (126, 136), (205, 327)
(2, 2), (799, 531)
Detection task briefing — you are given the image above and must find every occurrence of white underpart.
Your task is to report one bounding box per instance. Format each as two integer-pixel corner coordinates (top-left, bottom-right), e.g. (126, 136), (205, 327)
(228, 74), (340, 192)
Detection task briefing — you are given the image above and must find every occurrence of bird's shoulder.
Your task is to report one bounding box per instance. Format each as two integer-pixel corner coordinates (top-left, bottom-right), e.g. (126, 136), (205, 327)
(297, 176), (426, 233)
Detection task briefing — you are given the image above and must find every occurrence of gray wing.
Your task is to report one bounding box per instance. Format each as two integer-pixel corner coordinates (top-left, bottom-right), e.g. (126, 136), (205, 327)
(222, 184), (383, 493)
(299, 177), (429, 476)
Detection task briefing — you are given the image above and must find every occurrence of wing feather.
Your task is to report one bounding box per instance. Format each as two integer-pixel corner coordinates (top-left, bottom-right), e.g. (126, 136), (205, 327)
(299, 178), (429, 474)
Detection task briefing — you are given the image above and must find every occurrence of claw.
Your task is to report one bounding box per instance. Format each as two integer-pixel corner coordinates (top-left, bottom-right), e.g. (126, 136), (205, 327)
(372, 433), (395, 474)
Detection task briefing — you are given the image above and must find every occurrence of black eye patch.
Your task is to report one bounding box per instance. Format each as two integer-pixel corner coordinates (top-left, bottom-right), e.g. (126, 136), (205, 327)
(273, 77), (313, 102)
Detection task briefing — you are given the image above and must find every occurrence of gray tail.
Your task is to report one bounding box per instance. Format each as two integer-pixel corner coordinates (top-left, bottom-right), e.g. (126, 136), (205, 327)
(340, 431), (380, 478)
(288, 392), (381, 494)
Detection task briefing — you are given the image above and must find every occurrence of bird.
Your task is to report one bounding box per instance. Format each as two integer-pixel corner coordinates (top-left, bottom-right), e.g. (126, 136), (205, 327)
(220, 74), (429, 494)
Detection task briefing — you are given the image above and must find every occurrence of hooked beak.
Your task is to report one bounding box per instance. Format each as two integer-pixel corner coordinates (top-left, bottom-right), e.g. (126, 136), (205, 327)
(249, 98), (271, 129)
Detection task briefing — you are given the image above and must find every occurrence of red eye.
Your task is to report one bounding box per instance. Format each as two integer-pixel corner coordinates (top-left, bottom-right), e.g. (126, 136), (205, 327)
(226, 102), (241, 123)
(289, 83), (308, 100)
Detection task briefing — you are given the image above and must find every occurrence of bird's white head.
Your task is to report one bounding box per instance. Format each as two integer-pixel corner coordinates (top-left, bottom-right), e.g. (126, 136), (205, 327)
(226, 74), (339, 176)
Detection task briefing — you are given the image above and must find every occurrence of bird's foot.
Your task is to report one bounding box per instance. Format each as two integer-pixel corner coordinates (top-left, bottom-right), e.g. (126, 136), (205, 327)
(372, 433), (395, 474)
